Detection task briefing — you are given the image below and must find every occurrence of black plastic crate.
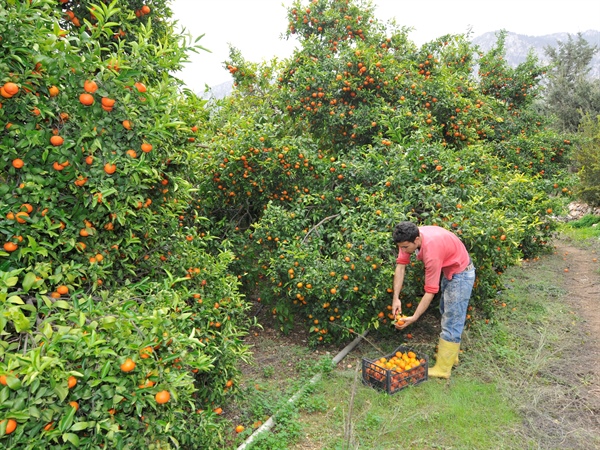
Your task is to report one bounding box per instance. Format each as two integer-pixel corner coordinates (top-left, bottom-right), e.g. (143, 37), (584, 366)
(362, 345), (428, 394)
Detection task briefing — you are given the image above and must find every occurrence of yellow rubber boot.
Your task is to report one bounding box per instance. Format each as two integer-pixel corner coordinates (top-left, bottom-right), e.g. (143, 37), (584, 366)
(428, 338), (460, 379)
(435, 345), (460, 366)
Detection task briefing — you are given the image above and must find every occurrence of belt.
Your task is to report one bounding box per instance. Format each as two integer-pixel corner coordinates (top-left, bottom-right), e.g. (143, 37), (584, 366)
(463, 262), (475, 272)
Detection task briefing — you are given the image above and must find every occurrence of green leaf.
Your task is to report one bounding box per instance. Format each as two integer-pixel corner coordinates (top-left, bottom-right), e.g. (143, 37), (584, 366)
(6, 375), (22, 390)
(42, 322), (53, 339)
(0, 387), (9, 403)
(22, 272), (37, 293)
(7, 296), (24, 305)
(101, 360), (111, 378)
(62, 432), (80, 446)
(53, 301), (71, 310)
(59, 406), (76, 433)
(5, 277), (19, 287)
(14, 317), (32, 333)
(70, 421), (93, 431)
(54, 385), (69, 402)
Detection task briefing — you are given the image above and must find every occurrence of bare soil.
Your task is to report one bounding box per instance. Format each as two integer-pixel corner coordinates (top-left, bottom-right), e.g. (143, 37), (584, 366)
(519, 235), (600, 448)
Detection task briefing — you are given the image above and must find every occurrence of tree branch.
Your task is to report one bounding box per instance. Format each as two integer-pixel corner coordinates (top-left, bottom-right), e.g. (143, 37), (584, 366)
(301, 214), (340, 244)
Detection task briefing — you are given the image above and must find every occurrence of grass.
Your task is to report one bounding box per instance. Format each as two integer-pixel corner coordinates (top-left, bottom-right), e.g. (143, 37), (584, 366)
(558, 214), (600, 241)
(295, 375), (524, 449)
(230, 223), (600, 450)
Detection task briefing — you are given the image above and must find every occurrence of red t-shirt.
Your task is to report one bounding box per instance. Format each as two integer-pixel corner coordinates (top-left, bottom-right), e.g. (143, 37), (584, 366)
(396, 225), (470, 294)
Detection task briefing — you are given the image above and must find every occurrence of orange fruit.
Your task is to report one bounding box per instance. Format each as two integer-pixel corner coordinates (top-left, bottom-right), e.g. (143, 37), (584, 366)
(141, 5), (151, 15)
(56, 285), (69, 295)
(20, 203), (33, 213)
(122, 120), (132, 130)
(0, 374), (7, 385)
(126, 149), (137, 158)
(69, 401), (79, 410)
(120, 358), (136, 372)
(48, 85), (59, 97)
(3, 82), (19, 96)
(74, 176), (88, 187)
(140, 346), (153, 359)
(134, 81), (147, 93)
(43, 422), (54, 432)
(85, 155), (94, 165)
(79, 92), (94, 106)
(104, 163), (117, 174)
(0, 86), (13, 98)
(83, 79), (98, 93)
(141, 142), (153, 153)
(15, 211), (29, 224)
(101, 97), (116, 107)
(235, 425), (245, 433)
(67, 375), (77, 388)
(12, 158), (24, 169)
(1, 418), (17, 435)
(213, 407), (223, 415)
(155, 390), (170, 404)
(138, 378), (155, 388)
(50, 135), (64, 146)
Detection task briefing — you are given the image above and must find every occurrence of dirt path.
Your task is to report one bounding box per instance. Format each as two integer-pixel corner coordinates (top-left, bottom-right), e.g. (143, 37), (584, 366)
(555, 237), (600, 377)
(529, 235), (600, 447)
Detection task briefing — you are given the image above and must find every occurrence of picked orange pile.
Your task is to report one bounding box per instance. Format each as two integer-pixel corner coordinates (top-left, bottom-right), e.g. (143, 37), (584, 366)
(375, 351), (424, 373)
(364, 349), (427, 392)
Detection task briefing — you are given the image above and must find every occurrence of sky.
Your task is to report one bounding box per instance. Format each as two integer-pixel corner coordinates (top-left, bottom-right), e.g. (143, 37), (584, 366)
(169, 0), (600, 92)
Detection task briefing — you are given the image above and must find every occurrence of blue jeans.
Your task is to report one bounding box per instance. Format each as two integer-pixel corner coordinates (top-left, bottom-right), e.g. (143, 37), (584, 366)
(438, 266), (476, 343)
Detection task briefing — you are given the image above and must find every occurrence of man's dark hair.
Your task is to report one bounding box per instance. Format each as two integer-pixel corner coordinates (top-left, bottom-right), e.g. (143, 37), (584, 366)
(392, 221), (419, 243)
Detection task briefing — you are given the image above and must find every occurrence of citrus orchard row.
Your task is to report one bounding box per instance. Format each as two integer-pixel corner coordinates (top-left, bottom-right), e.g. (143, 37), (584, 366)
(1, 1), (250, 448)
(210, 0), (569, 344)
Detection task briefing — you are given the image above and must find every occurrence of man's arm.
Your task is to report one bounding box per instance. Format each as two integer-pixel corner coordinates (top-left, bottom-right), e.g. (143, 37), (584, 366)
(395, 292), (435, 329)
(391, 263), (406, 315)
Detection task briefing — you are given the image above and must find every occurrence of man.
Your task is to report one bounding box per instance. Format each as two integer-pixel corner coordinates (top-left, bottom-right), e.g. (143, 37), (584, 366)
(391, 221), (475, 379)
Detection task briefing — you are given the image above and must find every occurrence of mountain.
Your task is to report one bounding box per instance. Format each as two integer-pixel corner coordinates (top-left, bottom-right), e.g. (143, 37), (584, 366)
(472, 30), (600, 78)
(201, 80), (234, 100)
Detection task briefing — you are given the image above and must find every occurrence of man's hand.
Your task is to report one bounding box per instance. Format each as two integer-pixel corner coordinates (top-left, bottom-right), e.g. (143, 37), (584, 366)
(391, 298), (402, 316)
(394, 315), (417, 330)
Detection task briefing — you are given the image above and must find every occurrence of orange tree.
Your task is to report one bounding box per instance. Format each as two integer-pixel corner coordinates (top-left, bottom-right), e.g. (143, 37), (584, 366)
(1, 1), (249, 447)
(203, 0), (570, 344)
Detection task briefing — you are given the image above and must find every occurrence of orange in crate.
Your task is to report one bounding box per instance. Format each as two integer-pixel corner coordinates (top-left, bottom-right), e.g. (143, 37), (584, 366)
(362, 345), (428, 394)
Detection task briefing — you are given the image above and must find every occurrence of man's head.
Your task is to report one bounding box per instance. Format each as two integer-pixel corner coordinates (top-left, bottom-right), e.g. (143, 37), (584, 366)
(392, 221), (421, 254)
